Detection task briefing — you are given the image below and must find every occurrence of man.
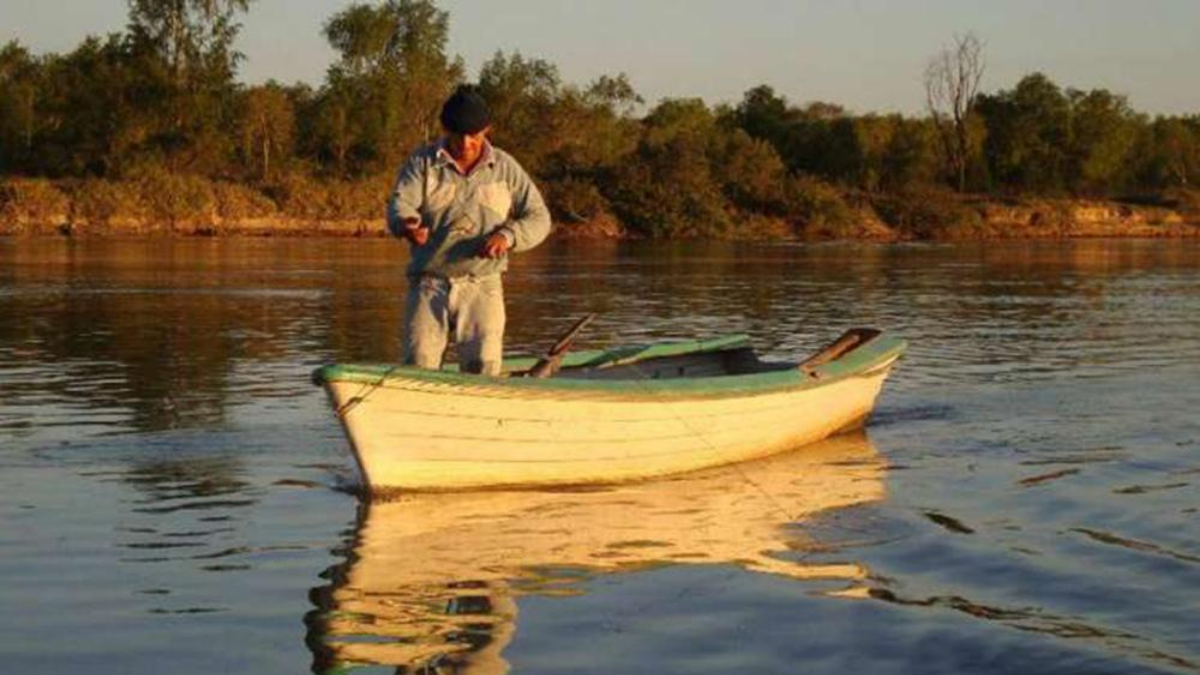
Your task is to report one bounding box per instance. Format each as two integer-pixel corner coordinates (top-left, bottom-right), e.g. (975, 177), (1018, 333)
(387, 86), (552, 376)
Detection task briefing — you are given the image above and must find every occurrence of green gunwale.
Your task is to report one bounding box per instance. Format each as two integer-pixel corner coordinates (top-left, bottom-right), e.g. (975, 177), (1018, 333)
(312, 333), (906, 399)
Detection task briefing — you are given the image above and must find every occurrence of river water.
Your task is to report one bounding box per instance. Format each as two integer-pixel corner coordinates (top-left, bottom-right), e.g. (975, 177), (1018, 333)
(1, 238), (1197, 674)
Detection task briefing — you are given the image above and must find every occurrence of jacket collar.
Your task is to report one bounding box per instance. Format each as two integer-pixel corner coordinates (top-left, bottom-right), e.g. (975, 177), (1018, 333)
(436, 139), (495, 175)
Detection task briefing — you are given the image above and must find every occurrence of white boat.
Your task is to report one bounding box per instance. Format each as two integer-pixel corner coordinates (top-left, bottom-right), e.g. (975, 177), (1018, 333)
(313, 328), (905, 494)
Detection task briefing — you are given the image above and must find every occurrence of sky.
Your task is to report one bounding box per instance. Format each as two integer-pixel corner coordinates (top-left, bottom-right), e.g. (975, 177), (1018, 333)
(3, 0), (1199, 115)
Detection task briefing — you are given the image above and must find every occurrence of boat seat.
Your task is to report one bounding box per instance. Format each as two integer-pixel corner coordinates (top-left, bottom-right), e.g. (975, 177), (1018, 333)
(557, 347), (785, 381)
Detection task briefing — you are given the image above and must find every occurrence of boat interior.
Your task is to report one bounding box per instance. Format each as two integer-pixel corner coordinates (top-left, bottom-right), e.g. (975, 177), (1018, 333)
(550, 328), (883, 381)
(555, 345), (782, 381)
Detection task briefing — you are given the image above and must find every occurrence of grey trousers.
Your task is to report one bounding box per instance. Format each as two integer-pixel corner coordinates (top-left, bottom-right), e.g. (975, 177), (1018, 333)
(403, 274), (506, 376)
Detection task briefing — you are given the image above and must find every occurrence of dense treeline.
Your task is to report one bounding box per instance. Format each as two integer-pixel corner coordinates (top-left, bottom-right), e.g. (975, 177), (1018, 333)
(1, 0), (1198, 237)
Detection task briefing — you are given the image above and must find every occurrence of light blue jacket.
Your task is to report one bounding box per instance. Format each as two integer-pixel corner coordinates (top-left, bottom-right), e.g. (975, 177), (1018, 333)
(387, 141), (552, 279)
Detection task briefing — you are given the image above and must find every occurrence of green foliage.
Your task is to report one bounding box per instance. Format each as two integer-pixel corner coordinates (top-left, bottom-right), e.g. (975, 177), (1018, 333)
(1067, 88), (1141, 193)
(728, 85), (791, 151)
(2, 1), (1200, 240)
(124, 0), (255, 172)
(607, 98), (800, 239)
(647, 97), (715, 136)
(475, 52), (641, 224)
(478, 51), (563, 175)
(0, 42), (39, 174)
(727, 88), (917, 188)
(318, 0), (464, 175)
(850, 115), (940, 193)
(33, 35), (140, 176)
(542, 177), (611, 223)
(976, 73), (1072, 193)
(977, 74), (1158, 196)
(708, 130), (786, 212)
(126, 0), (254, 81)
(1135, 116), (1200, 190)
(608, 142), (731, 238)
(239, 83), (295, 180)
(608, 102), (732, 238)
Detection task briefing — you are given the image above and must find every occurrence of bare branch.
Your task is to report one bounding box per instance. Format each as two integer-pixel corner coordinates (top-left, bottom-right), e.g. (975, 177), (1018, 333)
(924, 33), (985, 192)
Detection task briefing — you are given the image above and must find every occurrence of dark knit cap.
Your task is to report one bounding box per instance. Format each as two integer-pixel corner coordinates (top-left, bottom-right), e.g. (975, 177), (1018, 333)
(440, 86), (492, 135)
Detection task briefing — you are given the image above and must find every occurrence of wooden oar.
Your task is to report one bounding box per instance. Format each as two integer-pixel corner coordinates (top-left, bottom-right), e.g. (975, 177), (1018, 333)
(527, 313), (598, 379)
(798, 328), (881, 379)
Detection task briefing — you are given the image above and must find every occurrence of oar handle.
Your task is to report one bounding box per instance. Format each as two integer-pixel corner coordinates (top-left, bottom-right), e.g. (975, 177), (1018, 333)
(528, 313), (598, 378)
(547, 313), (597, 356)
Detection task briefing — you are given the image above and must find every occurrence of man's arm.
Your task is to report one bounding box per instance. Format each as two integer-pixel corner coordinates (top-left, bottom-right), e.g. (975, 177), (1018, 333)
(386, 154), (425, 239)
(497, 161), (552, 252)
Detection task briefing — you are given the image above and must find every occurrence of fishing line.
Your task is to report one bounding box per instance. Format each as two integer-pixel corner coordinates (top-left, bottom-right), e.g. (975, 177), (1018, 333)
(625, 358), (800, 523)
(334, 365), (404, 419)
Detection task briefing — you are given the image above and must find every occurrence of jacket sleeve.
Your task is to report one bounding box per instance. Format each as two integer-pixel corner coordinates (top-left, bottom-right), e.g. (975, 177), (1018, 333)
(386, 153), (425, 238)
(499, 160), (552, 252)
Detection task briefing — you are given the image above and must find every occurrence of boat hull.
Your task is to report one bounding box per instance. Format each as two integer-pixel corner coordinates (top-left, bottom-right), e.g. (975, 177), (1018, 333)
(321, 349), (900, 492)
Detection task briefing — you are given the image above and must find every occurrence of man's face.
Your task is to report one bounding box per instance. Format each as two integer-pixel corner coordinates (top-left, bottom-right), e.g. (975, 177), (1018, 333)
(445, 128), (490, 165)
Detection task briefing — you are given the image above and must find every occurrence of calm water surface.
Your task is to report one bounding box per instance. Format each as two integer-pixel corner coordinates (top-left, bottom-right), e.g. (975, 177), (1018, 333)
(1, 238), (1197, 674)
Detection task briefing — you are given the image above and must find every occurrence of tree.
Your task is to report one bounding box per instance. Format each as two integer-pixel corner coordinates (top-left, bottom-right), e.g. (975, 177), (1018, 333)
(585, 74), (641, 115)
(308, 84), (358, 175)
(239, 83), (294, 180)
(126, 0), (254, 86)
(477, 51), (561, 172)
(568, 74), (641, 169)
(730, 85), (792, 151)
(642, 98), (717, 147)
(777, 103), (858, 183)
(321, 0), (463, 173)
(0, 41), (39, 173)
(925, 33), (985, 192)
(1137, 116), (1200, 189)
(977, 72), (1071, 193)
(34, 35), (159, 176)
(119, 0), (257, 174)
(323, 3), (405, 76)
(709, 129), (787, 212)
(607, 99), (732, 238)
(881, 117), (939, 191)
(1066, 88), (1141, 194)
(850, 114), (937, 193)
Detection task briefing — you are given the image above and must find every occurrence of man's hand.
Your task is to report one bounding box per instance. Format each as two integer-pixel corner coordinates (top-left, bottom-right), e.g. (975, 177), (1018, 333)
(480, 231), (511, 259)
(402, 217), (429, 246)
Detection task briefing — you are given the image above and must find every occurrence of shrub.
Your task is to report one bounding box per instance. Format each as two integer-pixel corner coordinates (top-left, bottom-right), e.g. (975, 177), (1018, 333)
(783, 175), (858, 236)
(606, 138), (734, 238)
(1164, 187), (1200, 215)
(325, 176), (389, 220)
(735, 212), (792, 240)
(70, 179), (149, 227)
(266, 172), (390, 221)
(542, 176), (612, 223)
(266, 171), (332, 220)
(709, 130), (787, 213)
(0, 179), (70, 232)
(871, 186), (985, 239)
(212, 182), (278, 220)
(129, 171), (216, 227)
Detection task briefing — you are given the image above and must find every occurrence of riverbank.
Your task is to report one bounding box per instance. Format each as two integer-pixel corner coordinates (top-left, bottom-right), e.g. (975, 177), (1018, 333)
(2, 177), (1197, 241)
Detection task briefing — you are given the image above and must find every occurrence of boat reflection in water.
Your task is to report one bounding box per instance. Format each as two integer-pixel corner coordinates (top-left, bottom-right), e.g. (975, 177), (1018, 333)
(305, 433), (885, 674)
